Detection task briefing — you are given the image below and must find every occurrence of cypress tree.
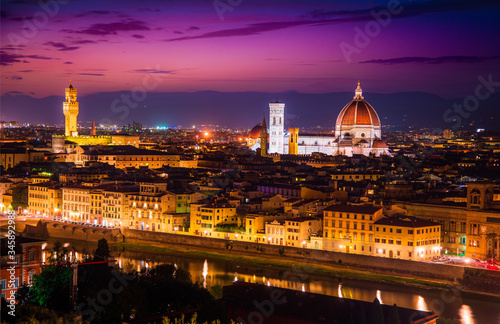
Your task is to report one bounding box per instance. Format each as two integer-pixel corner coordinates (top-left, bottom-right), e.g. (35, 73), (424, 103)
(370, 298), (385, 324)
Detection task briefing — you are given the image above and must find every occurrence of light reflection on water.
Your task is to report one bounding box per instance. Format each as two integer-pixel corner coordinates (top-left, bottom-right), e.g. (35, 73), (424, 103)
(417, 295), (429, 312)
(41, 238), (500, 324)
(459, 304), (473, 324)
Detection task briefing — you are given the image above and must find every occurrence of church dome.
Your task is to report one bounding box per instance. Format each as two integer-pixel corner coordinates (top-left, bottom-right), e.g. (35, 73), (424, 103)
(336, 82), (380, 127)
(248, 124), (262, 138)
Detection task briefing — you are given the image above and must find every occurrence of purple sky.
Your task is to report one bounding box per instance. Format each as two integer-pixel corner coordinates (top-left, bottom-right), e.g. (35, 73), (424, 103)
(1, 0), (500, 99)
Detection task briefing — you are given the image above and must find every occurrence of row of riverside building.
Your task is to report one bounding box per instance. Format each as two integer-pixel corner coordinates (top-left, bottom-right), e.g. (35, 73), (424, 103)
(23, 180), (443, 262)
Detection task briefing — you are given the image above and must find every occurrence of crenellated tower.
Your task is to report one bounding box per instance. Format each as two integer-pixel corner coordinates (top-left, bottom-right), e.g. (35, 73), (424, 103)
(63, 80), (79, 136)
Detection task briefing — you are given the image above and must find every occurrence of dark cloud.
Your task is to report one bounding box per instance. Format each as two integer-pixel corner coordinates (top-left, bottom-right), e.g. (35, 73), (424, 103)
(64, 19), (150, 36)
(44, 41), (80, 51)
(75, 10), (118, 18)
(17, 69), (33, 72)
(4, 0), (40, 5)
(173, 31), (184, 35)
(1, 45), (26, 51)
(138, 8), (160, 12)
(1, 10), (8, 18)
(4, 76), (23, 80)
(167, 20), (335, 42)
(64, 61), (73, 64)
(131, 34), (145, 39)
(187, 26), (200, 31)
(0, 51), (52, 66)
(304, 0), (500, 20)
(78, 73), (105, 76)
(129, 69), (175, 74)
(359, 56), (500, 65)
(71, 40), (98, 45)
(168, 0), (500, 42)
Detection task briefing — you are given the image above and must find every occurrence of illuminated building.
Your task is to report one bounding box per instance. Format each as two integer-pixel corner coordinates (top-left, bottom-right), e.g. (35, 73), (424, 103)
(265, 219), (286, 245)
(284, 217), (322, 247)
(246, 124), (262, 148)
(335, 81), (382, 155)
(323, 204), (383, 255)
(53, 82), (140, 153)
(190, 201), (239, 236)
(400, 182), (500, 259)
(323, 204), (441, 260)
(62, 186), (92, 222)
(28, 182), (62, 217)
(63, 81), (79, 137)
(248, 83), (391, 157)
(90, 191), (103, 225)
(102, 188), (132, 228)
(128, 183), (167, 231)
(373, 217), (441, 261)
(268, 101), (285, 154)
(71, 145), (180, 169)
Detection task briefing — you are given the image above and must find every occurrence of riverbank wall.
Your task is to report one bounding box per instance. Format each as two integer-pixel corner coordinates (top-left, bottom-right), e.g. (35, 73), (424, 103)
(23, 220), (123, 243)
(121, 227), (465, 282)
(22, 220), (500, 294)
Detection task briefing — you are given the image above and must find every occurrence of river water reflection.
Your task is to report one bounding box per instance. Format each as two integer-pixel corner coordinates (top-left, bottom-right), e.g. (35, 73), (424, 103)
(42, 238), (500, 324)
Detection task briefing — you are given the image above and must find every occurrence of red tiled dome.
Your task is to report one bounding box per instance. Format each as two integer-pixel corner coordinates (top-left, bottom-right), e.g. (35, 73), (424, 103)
(336, 82), (380, 127)
(249, 124), (262, 138)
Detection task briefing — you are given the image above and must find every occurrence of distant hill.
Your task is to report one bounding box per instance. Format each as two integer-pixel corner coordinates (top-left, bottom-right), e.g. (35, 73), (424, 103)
(2, 90), (499, 131)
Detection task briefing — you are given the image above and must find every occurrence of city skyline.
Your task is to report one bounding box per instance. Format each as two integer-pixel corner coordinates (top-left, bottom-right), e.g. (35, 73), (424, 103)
(2, 0), (500, 129)
(1, 0), (499, 99)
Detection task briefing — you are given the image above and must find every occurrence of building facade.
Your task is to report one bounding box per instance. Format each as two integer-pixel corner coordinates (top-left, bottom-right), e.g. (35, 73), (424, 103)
(323, 205), (383, 255)
(268, 101), (285, 154)
(28, 182), (62, 218)
(373, 217), (441, 261)
(0, 236), (46, 300)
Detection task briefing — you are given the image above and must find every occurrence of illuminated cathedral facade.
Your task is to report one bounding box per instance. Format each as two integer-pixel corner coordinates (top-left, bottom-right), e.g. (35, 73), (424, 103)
(247, 82), (390, 157)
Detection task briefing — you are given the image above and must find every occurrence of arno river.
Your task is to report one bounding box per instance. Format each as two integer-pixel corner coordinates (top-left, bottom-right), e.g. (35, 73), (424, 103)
(42, 237), (500, 324)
